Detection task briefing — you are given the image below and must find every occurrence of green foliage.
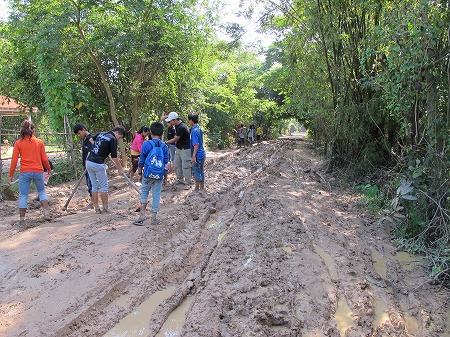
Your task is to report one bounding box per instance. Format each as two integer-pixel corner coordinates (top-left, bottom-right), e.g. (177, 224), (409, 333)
(48, 157), (80, 185)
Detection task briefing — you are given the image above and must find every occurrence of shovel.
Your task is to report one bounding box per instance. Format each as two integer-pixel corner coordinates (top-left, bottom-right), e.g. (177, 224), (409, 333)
(1, 179), (18, 201)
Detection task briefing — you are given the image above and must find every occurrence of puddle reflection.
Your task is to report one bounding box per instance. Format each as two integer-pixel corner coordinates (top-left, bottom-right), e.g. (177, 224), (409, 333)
(400, 300), (420, 335)
(104, 287), (174, 337)
(334, 297), (354, 337)
(371, 249), (387, 279)
(313, 244), (338, 280)
(373, 298), (389, 329)
(155, 296), (193, 337)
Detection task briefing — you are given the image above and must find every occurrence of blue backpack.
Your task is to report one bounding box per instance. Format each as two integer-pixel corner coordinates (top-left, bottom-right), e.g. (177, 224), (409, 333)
(143, 140), (165, 179)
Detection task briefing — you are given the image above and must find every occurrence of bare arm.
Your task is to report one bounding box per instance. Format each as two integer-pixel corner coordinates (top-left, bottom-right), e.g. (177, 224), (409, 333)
(165, 135), (180, 145)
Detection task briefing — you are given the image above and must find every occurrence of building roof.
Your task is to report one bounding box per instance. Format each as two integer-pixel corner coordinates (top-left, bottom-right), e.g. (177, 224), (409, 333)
(0, 96), (38, 117)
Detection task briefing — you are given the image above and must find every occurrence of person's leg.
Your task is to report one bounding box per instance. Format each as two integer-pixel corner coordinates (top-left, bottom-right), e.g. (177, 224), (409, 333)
(169, 144), (176, 170)
(86, 161), (100, 212)
(19, 208), (26, 223)
(135, 178), (151, 224)
(92, 192), (100, 212)
(150, 179), (163, 213)
(85, 171), (93, 198)
(192, 161), (200, 191)
(181, 148), (192, 186)
(96, 164), (109, 212)
(174, 148), (183, 182)
(81, 171), (93, 210)
(33, 172), (51, 219)
(151, 179), (163, 223)
(130, 155), (139, 181)
(18, 173), (32, 222)
(198, 158), (205, 190)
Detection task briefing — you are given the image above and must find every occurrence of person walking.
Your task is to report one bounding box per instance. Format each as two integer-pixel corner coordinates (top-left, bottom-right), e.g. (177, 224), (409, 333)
(247, 124), (255, 145)
(85, 126), (126, 214)
(134, 121), (170, 226)
(128, 126), (150, 182)
(237, 124), (246, 147)
(73, 122), (95, 210)
(256, 126), (262, 142)
(8, 120), (53, 225)
(188, 113), (206, 191)
(164, 112), (192, 190)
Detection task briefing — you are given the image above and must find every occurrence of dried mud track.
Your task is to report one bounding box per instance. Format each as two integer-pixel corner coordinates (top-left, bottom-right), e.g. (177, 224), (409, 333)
(0, 136), (449, 337)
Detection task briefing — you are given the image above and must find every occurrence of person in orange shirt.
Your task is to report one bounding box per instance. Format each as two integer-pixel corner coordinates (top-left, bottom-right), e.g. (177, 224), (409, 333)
(8, 120), (53, 225)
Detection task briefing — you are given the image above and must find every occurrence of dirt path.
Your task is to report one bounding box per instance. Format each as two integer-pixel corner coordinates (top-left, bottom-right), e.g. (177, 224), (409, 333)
(1, 136), (449, 337)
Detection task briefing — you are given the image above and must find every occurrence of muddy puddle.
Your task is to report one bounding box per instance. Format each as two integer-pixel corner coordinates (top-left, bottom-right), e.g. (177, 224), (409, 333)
(105, 288), (175, 336)
(334, 296), (354, 336)
(104, 287), (193, 337)
(313, 244), (338, 280)
(155, 297), (193, 337)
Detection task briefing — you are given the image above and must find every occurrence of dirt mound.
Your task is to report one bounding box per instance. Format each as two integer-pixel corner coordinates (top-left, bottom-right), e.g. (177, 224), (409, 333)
(0, 136), (449, 337)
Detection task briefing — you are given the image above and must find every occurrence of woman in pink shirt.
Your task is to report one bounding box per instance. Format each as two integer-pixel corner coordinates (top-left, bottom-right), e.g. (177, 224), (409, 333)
(128, 126), (150, 181)
(8, 120), (53, 225)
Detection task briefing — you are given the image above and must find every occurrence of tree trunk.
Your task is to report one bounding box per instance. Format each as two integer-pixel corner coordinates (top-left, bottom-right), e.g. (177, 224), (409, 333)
(74, 9), (126, 166)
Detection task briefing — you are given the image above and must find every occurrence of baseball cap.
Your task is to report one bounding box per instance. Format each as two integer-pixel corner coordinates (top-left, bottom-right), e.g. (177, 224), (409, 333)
(165, 111), (179, 122)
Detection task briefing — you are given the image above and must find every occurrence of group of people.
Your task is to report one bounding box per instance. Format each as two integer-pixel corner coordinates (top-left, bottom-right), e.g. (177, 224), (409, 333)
(74, 112), (206, 225)
(8, 112), (205, 226)
(237, 124), (262, 147)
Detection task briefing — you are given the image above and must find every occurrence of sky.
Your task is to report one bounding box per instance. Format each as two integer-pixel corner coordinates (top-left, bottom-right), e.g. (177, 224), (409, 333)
(0, 0), (9, 21)
(0, 0), (271, 46)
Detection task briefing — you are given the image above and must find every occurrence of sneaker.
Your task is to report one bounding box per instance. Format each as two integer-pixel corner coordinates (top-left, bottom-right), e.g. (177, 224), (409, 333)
(184, 184), (191, 190)
(133, 219), (145, 226)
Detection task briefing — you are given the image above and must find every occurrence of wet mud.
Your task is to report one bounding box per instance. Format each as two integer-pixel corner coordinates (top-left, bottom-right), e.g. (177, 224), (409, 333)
(0, 135), (449, 336)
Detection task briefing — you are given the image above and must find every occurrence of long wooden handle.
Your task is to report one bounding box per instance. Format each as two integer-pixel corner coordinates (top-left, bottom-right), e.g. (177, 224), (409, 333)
(121, 171), (141, 195)
(108, 156), (141, 195)
(62, 169), (87, 210)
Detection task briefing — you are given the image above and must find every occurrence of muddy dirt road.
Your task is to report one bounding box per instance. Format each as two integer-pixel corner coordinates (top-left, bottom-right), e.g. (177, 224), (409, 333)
(1, 136), (449, 337)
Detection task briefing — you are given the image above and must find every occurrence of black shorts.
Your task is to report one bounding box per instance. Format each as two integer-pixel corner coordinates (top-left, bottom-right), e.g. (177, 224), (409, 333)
(131, 154), (140, 172)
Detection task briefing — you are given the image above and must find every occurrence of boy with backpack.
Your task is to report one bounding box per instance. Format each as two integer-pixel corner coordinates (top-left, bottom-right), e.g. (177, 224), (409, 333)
(134, 121), (170, 226)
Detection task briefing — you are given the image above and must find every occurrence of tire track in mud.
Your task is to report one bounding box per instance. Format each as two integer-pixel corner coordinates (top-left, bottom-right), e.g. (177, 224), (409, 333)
(1, 138), (448, 337)
(162, 139), (449, 337)
(63, 142), (291, 335)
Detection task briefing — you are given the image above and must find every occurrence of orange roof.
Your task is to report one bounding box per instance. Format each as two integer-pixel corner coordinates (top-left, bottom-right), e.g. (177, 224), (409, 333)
(0, 95), (38, 116)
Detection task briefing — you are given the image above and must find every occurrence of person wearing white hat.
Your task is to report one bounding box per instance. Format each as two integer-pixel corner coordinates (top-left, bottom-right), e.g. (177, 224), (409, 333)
(164, 112), (192, 189)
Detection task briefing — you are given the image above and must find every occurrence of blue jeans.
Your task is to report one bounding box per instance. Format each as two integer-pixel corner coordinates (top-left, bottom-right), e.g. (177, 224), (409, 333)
(18, 172), (48, 208)
(168, 144), (176, 164)
(86, 161), (108, 193)
(85, 171), (92, 197)
(140, 178), (163, 212)
(192, 158), (205, 182)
